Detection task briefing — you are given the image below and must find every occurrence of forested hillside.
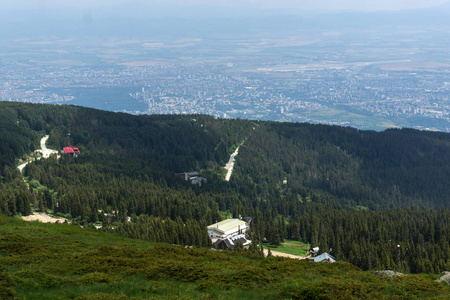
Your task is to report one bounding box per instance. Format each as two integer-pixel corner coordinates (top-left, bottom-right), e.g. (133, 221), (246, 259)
(236, 123), (450, 209)
(2, 102), (450, 273)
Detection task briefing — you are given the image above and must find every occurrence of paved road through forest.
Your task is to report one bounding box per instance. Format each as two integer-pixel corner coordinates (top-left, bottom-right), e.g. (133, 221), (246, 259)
(17, 135), (58, 173)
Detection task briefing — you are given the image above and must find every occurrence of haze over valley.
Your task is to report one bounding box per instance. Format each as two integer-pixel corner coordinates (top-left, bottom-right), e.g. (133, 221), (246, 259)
(3, 4), (450, 131)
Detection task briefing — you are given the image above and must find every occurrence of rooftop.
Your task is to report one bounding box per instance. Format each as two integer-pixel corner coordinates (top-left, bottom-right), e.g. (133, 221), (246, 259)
(314, 252), (336, 263)
(63, 146), (80, 154)
(207, 219), (246, 234)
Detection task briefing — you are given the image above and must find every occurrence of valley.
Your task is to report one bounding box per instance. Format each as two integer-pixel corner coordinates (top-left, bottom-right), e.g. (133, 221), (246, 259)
(1, 102), (450, 298)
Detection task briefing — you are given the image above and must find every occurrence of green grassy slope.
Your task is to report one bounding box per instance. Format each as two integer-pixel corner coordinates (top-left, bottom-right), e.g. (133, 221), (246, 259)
(265, 240), (310, 256)
(1, 215), (450, 299)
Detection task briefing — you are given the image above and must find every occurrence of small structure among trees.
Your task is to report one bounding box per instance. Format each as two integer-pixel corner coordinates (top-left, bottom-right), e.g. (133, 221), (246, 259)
(176, 171), (207, 186)
(214, 234), (251, 250)
(62, 147), (80, 156)
(314, 252), (336, 263)
(310, 247), (320, 257)
(208, 218), (251, 250)
(208, 218), (248, 239)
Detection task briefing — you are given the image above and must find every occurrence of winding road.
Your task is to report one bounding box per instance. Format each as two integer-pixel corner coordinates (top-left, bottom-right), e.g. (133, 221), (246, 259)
(17, 135), (66, 223)
(39, 135), (58, 158)
(17, 160), (28, 174)
(17, 135), (58, 173)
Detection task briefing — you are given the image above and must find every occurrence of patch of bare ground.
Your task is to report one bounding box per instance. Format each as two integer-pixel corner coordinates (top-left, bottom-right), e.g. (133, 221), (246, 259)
(263, 249), (305, 260)
(22, 212), (68, 224)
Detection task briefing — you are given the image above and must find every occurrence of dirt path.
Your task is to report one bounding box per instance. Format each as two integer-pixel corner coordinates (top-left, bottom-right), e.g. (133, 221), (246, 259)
(224, 147), (239, 181)
(263, 249), (306, 260)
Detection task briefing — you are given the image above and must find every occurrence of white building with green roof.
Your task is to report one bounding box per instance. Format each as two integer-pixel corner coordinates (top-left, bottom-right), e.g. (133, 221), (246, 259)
(207, 218), (248, 239)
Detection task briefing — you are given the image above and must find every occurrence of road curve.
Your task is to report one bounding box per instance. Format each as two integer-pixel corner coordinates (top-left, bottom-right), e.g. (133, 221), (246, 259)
(17, 161), (28, 173)
(39, 135), (58, 158)
(17, 135), (58, 173)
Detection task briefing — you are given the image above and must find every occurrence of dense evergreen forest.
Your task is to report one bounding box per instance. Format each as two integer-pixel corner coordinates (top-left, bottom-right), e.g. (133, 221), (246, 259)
(2, 102), (450, 273)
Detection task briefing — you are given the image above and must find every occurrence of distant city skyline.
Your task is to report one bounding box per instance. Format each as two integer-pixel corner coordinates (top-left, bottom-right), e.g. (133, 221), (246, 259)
(3, 0), (450, 12)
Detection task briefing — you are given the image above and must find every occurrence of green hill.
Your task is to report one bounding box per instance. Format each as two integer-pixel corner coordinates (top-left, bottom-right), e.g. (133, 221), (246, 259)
(2, 102), (450, 275)
(1, 215), (450, 300)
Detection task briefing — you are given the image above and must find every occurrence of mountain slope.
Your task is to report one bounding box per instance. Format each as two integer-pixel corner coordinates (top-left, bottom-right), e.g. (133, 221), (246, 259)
(1, 215), (449, 300)
(236, 122), (450, 209)
(2, 102), (450, 273)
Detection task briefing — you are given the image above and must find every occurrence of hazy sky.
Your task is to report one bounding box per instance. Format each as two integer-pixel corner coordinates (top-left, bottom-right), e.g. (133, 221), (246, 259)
(3, 0), (450, 11)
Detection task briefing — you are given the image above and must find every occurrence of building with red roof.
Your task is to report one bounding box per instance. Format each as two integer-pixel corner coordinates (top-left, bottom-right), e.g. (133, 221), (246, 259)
(62, 147), (80, 156)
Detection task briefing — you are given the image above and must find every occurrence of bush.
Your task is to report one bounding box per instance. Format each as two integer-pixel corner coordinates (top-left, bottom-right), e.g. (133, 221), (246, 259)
(0, 268), (15, 299)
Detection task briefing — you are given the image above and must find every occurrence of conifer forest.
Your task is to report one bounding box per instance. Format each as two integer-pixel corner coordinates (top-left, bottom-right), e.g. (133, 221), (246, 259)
(2, 102), (450, 298)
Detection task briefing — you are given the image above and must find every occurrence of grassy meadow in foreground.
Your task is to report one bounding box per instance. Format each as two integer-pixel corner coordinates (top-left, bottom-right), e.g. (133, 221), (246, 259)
(1, 216), (450, 299)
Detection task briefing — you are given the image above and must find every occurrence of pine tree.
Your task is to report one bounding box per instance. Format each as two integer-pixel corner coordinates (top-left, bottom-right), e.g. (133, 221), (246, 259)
(39, 194), (45, 212)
